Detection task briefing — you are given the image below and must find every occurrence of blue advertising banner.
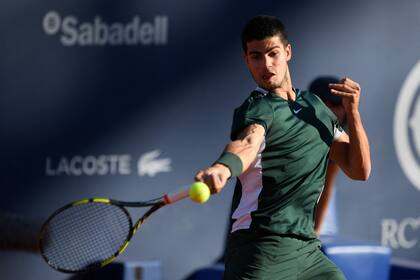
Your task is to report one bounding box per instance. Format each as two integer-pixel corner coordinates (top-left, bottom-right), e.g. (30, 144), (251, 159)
(1, 0), (419, 279)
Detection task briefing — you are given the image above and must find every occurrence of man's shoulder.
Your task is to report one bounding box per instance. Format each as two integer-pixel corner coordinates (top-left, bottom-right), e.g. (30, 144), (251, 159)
(300, 90), (323, 105)
(236, 89), (272, 110)
(230, 89), (274, 140)
(301, 90), (334, 114)
(301, 90), (340, 131)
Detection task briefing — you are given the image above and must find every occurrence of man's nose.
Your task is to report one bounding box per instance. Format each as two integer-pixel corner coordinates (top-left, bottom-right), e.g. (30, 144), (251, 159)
(263, 56), (273, 69)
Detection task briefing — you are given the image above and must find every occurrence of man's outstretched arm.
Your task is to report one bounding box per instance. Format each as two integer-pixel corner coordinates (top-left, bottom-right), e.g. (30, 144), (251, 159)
(195, 123), (265, 193)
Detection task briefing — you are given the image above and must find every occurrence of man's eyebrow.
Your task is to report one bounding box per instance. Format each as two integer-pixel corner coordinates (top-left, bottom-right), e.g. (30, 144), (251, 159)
(248, 46), (281, 55)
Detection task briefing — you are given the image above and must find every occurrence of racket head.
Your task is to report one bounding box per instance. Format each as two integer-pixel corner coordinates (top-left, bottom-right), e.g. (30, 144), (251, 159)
(39, 199), (133, 273)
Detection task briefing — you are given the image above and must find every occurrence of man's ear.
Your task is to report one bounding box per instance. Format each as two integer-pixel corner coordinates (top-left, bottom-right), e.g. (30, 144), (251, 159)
(285, 44), (292, 62)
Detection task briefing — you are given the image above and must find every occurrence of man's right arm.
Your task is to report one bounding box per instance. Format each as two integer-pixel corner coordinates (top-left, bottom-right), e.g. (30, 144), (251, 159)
(195, 123), (265, 193)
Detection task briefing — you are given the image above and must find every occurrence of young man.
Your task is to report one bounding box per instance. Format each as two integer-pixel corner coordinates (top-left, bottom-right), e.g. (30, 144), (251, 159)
(195, 15), (370, 279)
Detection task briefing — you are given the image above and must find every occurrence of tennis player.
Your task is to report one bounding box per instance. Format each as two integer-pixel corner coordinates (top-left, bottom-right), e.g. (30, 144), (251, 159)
(195, 15), (370, 279)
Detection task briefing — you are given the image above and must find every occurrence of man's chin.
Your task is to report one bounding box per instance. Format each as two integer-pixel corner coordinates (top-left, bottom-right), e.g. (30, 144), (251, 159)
(259, 82), (278, 91)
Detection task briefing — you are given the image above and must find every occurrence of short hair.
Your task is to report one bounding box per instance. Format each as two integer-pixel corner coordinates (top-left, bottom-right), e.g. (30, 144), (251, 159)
(241, 15), (289, 53)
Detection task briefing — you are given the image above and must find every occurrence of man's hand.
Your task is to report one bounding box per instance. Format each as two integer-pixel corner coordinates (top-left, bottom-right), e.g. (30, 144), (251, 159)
(194, 164), (231, 194)
(329, 77), (361, 114)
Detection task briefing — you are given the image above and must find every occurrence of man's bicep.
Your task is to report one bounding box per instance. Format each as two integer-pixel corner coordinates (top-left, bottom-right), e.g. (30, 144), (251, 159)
(236, 123), (266, 144)
(224, 123), (265, 171)
(226, 123), (265, 155)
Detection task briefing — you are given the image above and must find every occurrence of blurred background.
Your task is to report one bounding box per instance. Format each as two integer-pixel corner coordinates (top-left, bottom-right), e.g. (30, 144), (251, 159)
(0, 0), (419, 279)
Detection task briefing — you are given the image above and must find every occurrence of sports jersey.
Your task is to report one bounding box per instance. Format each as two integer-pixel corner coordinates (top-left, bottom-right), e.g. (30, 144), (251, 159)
(229, 87), (343, 239)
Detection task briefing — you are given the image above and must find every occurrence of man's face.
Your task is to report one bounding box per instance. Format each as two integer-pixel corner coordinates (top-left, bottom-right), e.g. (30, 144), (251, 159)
(244, 36), (292, 91)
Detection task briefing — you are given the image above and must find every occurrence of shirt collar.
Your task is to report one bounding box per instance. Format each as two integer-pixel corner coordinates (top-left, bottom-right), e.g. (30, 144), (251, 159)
(254, 86), (300, 97)
(255, 86), (269, 95)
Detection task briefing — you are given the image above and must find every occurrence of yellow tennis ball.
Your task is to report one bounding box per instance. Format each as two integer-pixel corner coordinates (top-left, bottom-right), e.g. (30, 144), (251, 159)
(189, 182), (211, 203)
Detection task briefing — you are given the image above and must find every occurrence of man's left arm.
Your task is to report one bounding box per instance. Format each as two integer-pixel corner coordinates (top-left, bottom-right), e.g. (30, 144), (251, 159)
(329, 78), (371, 180)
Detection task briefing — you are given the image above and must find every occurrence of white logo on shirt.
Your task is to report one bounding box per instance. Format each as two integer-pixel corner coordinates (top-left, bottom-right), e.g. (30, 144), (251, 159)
(293, 108), (302, 114)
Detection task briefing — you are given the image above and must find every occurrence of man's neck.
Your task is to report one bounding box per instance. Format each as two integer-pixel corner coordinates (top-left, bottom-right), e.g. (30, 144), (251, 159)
(273, 66), (295, 101)
(272, 87), (295, 101)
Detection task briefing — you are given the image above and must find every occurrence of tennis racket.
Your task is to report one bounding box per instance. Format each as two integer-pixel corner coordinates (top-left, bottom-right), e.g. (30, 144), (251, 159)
(39, 186), (199, 273)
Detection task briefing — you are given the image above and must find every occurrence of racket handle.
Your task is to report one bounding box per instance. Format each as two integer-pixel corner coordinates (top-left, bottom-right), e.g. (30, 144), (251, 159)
(163, 189), (190, 204)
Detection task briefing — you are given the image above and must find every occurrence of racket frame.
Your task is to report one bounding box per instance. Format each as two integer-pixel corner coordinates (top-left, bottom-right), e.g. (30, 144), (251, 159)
(39, 197), (165, 273)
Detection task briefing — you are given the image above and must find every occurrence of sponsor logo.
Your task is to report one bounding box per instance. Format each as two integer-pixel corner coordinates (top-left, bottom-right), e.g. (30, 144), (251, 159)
(382, 218), (420, 249)
(42, 10), (168, 46)
(394, 60), (420, 191)
(46, 150), (171, 177)
(293, 108), (302, 114)
(137, 150), (171, 177)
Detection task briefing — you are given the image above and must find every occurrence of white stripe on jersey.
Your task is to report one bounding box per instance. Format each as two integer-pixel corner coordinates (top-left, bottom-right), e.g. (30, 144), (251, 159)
(333, 125), (343, 141)
(231, 141), (265, 232)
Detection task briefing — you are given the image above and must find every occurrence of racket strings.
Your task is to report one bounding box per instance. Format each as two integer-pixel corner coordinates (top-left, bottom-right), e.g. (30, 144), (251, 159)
(40, 203), (131, 272)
